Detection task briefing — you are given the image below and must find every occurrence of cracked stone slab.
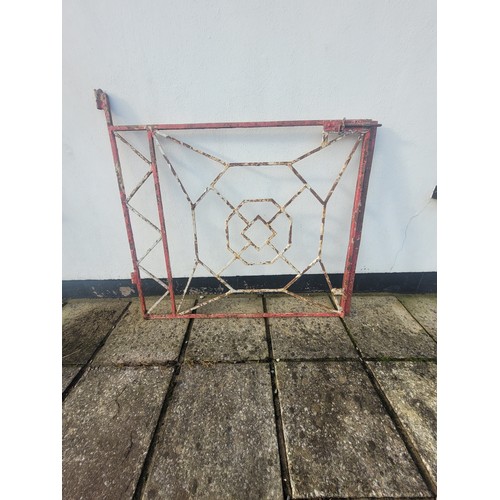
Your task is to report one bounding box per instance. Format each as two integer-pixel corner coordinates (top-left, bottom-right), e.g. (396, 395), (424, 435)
(63, 366), (173, 500)
(94, 297), (195, 366)
(143, 364), (282, 499)
(276, 361), (430, 498)
(186, 296), (267, 362)
(62, 299), (130, 365)
(397, 294), (437, 341)
(344, 295), (436, 359)
(369, 361), (437, 485)
(62, 365), (82, 392)
(266, 295), (357, 359)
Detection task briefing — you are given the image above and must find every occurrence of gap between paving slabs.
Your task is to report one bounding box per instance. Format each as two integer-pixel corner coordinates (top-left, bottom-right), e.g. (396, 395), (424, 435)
(131, 300), (199, 499)
(368, 361), (437, 488)
(274, 359), (431, 498)
(335, 294), (437, 496)
(62, 365), (82, 393)
(396, 294), (437, 342)
(62, 299), (131, 395)
(140, 363), (283, 499)
(263, 295), (293, 500)
(94, 296), (196, 366)
(62, 366), (174, 500)
(62, 299), (131, 365)
(342, 295), (436, 360)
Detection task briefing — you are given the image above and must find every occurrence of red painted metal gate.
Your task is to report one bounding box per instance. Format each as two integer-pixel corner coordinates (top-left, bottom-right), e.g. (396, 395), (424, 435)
(96, 89), (380, 319)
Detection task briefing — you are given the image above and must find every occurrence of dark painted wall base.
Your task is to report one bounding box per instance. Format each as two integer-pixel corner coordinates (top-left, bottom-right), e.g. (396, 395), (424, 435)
(62, 272), (436, 299)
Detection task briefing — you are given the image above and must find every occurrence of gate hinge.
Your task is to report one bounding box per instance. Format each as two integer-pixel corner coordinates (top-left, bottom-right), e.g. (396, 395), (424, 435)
(323, 118), (346, 134)
(95, 89), (106, 110)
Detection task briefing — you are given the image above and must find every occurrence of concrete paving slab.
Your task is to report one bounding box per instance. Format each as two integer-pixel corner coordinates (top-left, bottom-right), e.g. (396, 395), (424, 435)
(266, 295), (356, 359)
(62, 300), (129, 365)
(186, 296), (267, 362)
(265, 292), (337, 313)
(344, 295), (436, 359)
(276, 361), (430, 498)
(369, 361), (437, 484)
(62, 365), (82, 392)
(63, 366), (173, 500)
(143, 364), (282, 499)
(143, 295), (195, 315)
(94, 298), (194, 366)
(397, 294), (437, 341)
(194, 294), (263, 314)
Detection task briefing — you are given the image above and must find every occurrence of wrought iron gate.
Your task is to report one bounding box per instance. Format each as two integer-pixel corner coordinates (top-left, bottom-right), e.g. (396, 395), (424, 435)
(96, 89), (380, 319)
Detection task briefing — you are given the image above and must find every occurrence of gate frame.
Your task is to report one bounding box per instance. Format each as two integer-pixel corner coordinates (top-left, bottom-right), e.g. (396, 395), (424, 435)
(95, 89), (380, 319)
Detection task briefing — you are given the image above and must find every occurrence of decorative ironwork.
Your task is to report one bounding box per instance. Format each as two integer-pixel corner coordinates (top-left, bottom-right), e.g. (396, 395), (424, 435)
(95, 89), (380, 319)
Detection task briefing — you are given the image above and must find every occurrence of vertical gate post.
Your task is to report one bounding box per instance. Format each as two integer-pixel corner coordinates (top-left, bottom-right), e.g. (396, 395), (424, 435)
(340, 127), (378, 315)
(95, 89), (147, 316)
(147, 128), (177, 314)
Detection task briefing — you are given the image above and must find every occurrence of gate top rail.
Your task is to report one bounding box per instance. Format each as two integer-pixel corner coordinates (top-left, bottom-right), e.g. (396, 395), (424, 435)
(95, 89), (380, 132)
(108, 120), (380, 132)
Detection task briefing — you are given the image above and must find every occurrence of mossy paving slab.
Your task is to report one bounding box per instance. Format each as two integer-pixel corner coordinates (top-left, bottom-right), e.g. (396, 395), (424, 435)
(94, 297), (194, 366)
(186, 296), (267, 362)
(63, 366), (173, 500)
(369, 361), (437, 485)
(62, 299), (129, 365)
(397, 294), (437, 341)
(276, 361), (430, 498)
(143, 364), (282, 499)
(266, 295), (356, 359)
(62, 365), (82, 392)
(344, 295), (436, 359)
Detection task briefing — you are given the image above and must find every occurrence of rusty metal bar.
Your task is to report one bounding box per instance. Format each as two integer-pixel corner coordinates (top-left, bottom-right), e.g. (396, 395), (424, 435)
(109, 119), (380, 132)
(340, 127), (378, 315)
(147, 129), (177, 315)
(95, 89), (147, 316)
(146, 311), (344, 319)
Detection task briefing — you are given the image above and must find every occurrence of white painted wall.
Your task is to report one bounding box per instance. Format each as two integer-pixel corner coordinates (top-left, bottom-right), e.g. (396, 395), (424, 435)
(62, 0), (436, 280)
